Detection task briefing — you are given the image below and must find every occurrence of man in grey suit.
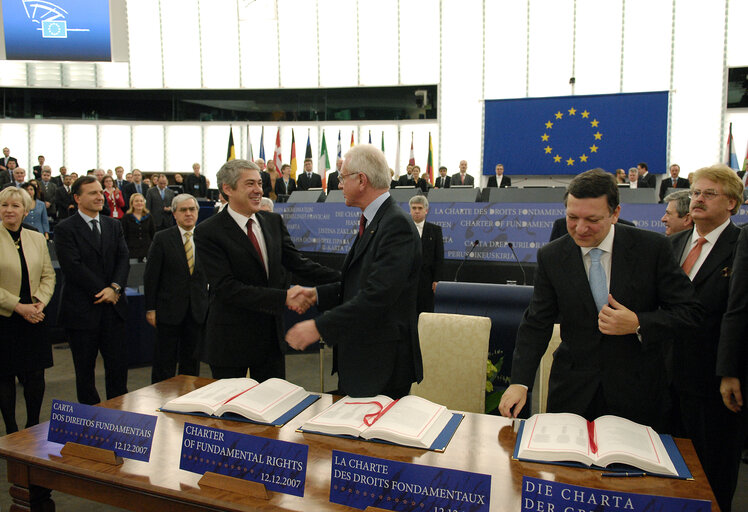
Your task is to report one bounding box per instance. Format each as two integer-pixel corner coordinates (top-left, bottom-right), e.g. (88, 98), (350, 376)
(39, 167), (57, 219)
(146, 174), (175, 231)
(451, 160), (474, 186)
(499, 168), (702, 432)
(286, 145), (423, 399)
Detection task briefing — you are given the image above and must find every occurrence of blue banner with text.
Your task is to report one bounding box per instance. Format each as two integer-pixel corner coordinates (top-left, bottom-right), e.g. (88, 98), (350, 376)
(330, 450), (490, 511)
(47, 399), (157, 462)
(521, 476), (710, 512)
(179, 422), (308, 497)
(276, 201), (748, 263)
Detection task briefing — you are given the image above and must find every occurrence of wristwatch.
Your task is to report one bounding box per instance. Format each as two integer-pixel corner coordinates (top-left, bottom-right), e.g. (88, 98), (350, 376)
(110, 283), (122, 295)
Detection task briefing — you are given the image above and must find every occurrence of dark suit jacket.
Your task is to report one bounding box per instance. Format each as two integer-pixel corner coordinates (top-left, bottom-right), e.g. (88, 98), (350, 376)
(261, 172), (272, 197)
(397, 175), (417, 187)
(0, 156), (17, 171)
(511, 224), (702, 429)
(122, 182), (149, 208)
(195, 208), (340, 367)
(32, 165), (42, 180)
(326, 172), (340, 193)
(54, 213), (130, 327)
(144, 226), (209, 325)
(451, 173), (474, 186)
(659, 177), (690, 202)
(54, 186), (76, 219)
(146, 186), (176, 228)
(51, 174), (65, 187)
(669, 223), (740, 396)
(417, 222), (444, 314)
(718, 226), (748, 393)
(184, 174), (207, 198)
(316, 196), (424, 397)
(297, 172), (322, 191)
(637, 173), (656, 188)
(275, 178), (297, 196)
(434, 175), (451, 188)
(38, 180), (57, 218)
(487, 175), (512, 188)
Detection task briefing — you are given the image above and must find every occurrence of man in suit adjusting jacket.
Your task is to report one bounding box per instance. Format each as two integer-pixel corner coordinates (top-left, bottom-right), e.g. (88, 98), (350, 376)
(285, 145), (423, 399)
(144, 194), (209, 384)
(195, 159), (339, 381)
(499, 169), (702, 432)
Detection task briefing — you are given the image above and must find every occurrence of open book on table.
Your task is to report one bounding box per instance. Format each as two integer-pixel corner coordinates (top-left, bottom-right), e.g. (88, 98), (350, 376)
(513, 413), (691, 479)
(160, 378), (318, 426)
(298, 394), (462, 451)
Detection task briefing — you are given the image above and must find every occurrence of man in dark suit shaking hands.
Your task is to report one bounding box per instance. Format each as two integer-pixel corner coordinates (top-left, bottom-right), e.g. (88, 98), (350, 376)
(195, 160), (339, 381)
(499, 168), (702, 432)
(286, 145), (424, 399)
(409, 195), (443, 314)
(54, 176), (130, 404)
(144, 194), (209, 384)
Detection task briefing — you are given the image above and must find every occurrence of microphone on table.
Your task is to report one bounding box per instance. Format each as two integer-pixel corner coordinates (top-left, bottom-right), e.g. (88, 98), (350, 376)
(507, 242), (527, 286)
(454, 240), (479, 282)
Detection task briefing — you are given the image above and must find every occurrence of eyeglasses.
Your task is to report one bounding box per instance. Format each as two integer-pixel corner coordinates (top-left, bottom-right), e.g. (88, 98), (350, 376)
(338, 171), (360, 183)
(689, 189), (725, 200)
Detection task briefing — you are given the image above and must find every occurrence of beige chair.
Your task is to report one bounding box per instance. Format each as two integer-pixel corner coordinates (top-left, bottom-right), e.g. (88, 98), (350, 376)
(536, 323), (562, 414)
(411, 312), (491, 413)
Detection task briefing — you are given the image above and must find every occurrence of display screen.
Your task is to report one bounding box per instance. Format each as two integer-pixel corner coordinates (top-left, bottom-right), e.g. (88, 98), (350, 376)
(2, 0), (111, 61)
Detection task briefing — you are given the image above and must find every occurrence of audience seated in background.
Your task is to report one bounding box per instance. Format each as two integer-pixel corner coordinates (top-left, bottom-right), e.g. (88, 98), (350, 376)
(434, 166), (450, 188)
(636, 162), (656, 188)
(659, 163), (690, 202)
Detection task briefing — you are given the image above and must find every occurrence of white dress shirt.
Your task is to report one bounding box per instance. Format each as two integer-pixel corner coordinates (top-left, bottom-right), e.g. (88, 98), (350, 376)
(226, 205), (269, 276)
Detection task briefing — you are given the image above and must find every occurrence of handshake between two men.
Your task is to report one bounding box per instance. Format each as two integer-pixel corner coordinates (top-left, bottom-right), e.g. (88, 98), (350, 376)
(284, 285), (323, 352)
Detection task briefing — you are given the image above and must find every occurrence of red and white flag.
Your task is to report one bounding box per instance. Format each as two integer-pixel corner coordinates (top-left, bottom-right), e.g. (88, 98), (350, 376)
(272, 127), (282, 170)
(408, 132), (415, 166)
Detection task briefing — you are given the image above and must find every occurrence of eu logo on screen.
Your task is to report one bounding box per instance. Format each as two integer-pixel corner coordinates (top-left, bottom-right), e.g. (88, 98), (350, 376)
(2, 0), (112, 61)
(42, 20), (67, 38)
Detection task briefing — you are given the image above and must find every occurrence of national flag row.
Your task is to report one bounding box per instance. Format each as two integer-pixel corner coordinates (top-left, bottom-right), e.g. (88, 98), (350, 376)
(226, 127), (436, 187)
(726, 122), (748, 173)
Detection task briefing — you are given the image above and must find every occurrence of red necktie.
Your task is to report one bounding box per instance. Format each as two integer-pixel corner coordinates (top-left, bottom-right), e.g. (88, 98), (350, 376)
(358, 214), (366, 236)
(246, 219), (266, 270)
(461, 175), (465, 184)
(681, 237), (707, 276)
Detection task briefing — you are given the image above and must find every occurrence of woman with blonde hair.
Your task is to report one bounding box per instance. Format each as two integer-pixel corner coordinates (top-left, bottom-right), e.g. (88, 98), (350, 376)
(0, 186), (55, 434)
(120, 192), (155, 261)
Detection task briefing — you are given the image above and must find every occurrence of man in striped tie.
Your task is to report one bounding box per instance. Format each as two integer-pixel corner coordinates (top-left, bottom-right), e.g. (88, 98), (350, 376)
(144, 194), (209, 383)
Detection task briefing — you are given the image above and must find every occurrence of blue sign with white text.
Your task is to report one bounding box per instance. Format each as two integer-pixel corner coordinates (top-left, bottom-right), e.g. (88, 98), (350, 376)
(47, 399), (157, 462)
(2, 0), (111, 61)
(276, 201), (748, 263)
(330, 450), (490, 511)
(521, 476), (710, 512)
(179, 422), (308, 497)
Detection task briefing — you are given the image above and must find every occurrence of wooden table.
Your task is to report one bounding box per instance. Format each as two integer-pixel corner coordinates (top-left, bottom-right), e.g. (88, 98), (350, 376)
(0, 376), (719, 511)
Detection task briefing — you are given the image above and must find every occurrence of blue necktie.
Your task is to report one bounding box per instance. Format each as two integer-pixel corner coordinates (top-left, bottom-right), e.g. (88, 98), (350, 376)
(588, 248), (608, 312)
(136, 184), (141, 194)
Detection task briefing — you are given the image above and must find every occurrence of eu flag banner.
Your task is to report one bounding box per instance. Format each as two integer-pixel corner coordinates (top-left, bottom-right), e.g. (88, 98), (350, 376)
(483, 92), (668, 175)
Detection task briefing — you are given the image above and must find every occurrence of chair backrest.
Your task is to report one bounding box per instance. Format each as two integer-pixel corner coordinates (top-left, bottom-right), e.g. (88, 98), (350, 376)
(411, 312), (491, 413)
(537, 324), (562, 414)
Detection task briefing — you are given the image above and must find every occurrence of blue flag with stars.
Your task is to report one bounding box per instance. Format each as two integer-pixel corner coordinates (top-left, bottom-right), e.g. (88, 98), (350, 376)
(483, 91), (668, 176)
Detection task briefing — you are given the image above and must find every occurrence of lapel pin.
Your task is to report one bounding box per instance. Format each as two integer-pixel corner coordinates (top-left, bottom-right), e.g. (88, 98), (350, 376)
(721, 267), (732, 278)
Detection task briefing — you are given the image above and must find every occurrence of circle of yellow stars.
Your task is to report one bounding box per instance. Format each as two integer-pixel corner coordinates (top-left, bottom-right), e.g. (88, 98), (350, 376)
(540, 107), (603, 167)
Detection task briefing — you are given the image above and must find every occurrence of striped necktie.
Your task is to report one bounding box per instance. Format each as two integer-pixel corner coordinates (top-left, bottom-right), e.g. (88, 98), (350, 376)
(184, 231), (194, 275)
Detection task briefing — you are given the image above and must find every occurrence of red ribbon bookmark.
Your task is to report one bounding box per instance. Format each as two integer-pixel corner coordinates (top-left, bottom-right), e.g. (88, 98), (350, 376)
(587, 420), (598, 455)
(345, 400), (399, 427)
